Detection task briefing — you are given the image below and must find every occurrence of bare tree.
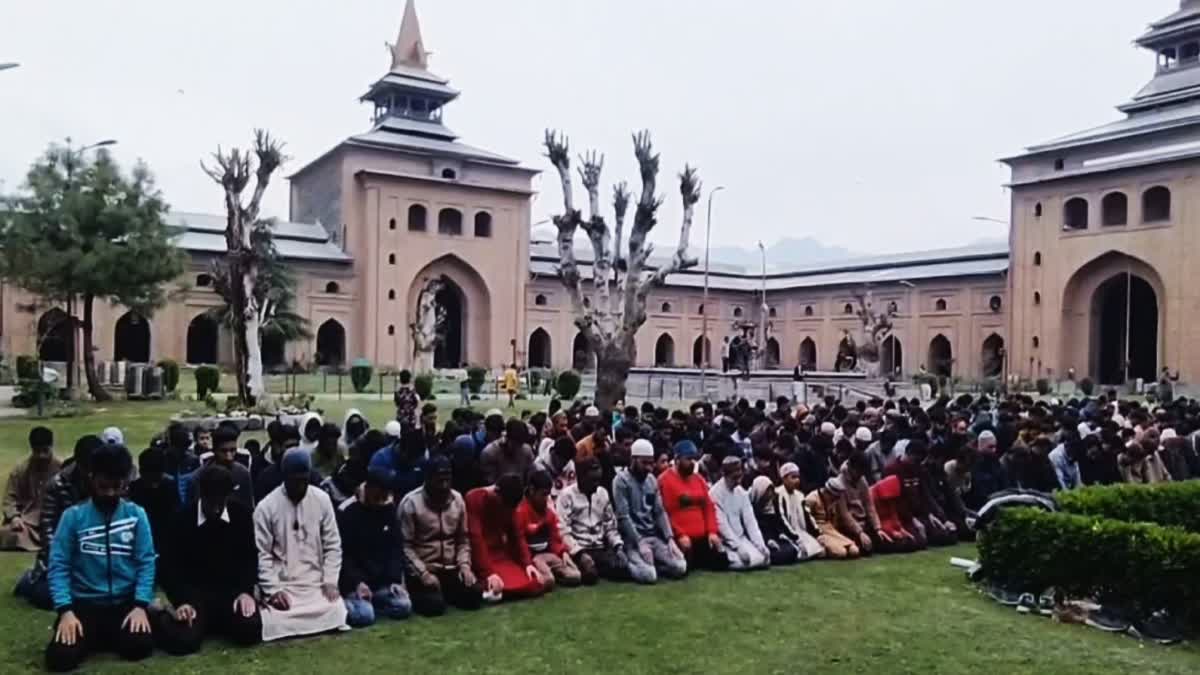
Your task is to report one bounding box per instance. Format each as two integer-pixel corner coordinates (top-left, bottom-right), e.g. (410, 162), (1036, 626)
(851, 285), (896, 378)
(201, 130), (287, 404)
(544, 130), (700, 408)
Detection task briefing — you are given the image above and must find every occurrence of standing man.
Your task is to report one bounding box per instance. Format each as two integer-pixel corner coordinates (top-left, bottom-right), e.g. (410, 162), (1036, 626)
(2, 426), (60, 551)
(503, 363), (520, 409)
(253, 449), (348, 642)
(44, 444), (155, 672)
(394, 370), (420, 426)
(721, 336), (731, 373)
(612, 439), (687, 584)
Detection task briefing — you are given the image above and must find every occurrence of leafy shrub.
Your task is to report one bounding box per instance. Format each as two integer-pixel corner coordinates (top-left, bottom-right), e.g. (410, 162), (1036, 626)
(979, 508), (1200, 622)
(350, 358), (373, 393)
(555, 370), (582, 400)
(158, 359), (180, 393)
(1035, 378), (1051, 395)
(1057, 481), (1200, 533)
(30, 400), (91, 419)
(12, 378), (55, 408)
(466, 366), (487, 394)
(1078, 376), (1095, 396)
(15, 355), (38, 380)
(414, 373), (435, 400)
(195, 365), (220, 399)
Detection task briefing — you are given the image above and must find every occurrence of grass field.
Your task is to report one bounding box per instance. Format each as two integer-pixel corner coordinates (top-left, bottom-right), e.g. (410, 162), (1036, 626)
(0, 402), (1196, 673)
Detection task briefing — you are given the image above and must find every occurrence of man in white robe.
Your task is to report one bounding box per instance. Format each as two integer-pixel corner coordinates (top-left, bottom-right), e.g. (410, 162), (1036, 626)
(708, 455), (769, 570)
(253, 448), (348, 642)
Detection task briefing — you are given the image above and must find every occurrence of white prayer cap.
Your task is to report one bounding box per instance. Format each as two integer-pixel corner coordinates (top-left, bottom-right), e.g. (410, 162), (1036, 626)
(384, 420), (403, 438)
(101, 427), (124, 446)
(780, 462), (800, 478)
(854, 427), (873, 443)
(1161, 428), (1177, 441)
(1077, 422), (1097, 438)
(820, 422), (836, 437)
(585, 405), (601, 417)
(978, 430), (996, 443)
(631, 439), (654, 458)
(485, 408), (504, 418)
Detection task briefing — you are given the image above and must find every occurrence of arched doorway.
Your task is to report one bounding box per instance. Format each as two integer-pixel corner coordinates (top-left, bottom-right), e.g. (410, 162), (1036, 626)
(835, 336), (856, 372)
(1094, 274), (1157, 384)
(692, 336), (711, 368)
(113, 311), (150, 363)
(186, 315), (219, 365)
(928, 334), (952, 377)
(434, 280), (466, 368)
(315, 319), (346, 367)
(981, 334), (1005, 378)
(881, 335), (903, 376)
(1060, 252), (1164, 386)
(37, 309), (74, 363)
(765, 337), (781, 368)
(262, 332), (286, 371)
(528, 328), (551, 368)
(572, 333), (594, 371)
(654, 333), (675, 367)
(799, 337), (817, 371)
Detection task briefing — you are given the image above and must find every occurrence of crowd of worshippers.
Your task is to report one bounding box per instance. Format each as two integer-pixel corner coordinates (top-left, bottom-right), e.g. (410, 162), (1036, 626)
(5, 388), (1200, 671)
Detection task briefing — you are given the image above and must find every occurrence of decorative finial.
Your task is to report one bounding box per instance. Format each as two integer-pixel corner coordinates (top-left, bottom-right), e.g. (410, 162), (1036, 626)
(389, 0), (429, 72)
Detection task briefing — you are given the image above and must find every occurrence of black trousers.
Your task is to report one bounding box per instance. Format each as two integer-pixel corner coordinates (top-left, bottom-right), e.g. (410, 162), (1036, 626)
(156, 590), (263, 655)
(408, 570), (483, 617)
(45, 602), (154, 672)
(573, 548), (632, 585)
(686, 539), (731, 572)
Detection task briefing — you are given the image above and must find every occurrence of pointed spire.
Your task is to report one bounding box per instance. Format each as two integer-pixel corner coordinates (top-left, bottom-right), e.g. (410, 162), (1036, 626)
(390, 0), (429, 72)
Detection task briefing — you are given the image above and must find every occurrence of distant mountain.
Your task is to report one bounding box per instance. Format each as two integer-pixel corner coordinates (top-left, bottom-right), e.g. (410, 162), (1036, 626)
(704, 237), (859, 270)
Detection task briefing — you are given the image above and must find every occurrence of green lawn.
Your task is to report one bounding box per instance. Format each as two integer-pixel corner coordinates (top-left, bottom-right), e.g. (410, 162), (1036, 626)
(0, 402), (1196, 673)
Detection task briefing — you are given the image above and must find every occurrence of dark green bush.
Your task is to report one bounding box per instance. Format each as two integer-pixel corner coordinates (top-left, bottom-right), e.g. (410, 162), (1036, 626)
(466, 366), (487, 394)
(15, 355), (38, 380)
(979, 508), (1200, 622)
(158, 359), (180, 393)
(1035, 378), (1051, 395)
(350, 358), (373, 393)
(195, 365), (220, 399)
(13, 378), (55, 408)
(1057, 481), (1200, 533)
(414, 373), (434, 400)
(1078, 376), (1095, 396)
(555, 370), (582, 400)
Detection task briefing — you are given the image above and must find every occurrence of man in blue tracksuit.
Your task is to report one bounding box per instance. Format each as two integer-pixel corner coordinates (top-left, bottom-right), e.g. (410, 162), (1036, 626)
(45, 444), (156, 672)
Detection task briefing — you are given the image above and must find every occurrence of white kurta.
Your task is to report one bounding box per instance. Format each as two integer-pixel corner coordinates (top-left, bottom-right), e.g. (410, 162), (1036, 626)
(253, 486), (348, 642)
(709, 480), (769, 569)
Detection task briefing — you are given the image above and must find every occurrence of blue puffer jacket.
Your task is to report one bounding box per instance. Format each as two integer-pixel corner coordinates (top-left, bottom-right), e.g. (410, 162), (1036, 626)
(48, 499), (156, 613)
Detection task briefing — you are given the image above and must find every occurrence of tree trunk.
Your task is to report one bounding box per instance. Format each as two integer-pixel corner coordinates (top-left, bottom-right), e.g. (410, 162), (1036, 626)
(244, 305), (264, 403)
(81, 295), (111, 402)
(594, 344), (632, 410)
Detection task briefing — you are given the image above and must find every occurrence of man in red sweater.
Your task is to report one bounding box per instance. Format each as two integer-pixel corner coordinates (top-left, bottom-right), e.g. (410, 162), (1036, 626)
(514, 471), (581, 589)
(658, 440), (728, 571)
(465, 474), (548, 603)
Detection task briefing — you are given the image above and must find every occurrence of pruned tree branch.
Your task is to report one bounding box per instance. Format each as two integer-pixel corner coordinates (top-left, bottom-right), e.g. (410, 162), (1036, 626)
(543, 130), (589, 334)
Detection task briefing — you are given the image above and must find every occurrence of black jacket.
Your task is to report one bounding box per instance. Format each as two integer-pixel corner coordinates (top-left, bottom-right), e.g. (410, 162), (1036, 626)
(161, 499), (257, 605)
(129, 476), (178, 550)
(336, 497), (405, 594)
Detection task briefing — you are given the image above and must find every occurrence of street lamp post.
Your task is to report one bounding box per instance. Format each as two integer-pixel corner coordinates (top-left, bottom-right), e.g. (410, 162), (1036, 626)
(699, 186), (725, 400)
(758, 241), (767, 370)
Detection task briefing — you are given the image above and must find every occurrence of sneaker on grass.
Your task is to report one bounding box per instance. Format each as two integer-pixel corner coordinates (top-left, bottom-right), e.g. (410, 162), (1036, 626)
(1085, 605), (1131, 633)
(1128, 611), (1184, 645)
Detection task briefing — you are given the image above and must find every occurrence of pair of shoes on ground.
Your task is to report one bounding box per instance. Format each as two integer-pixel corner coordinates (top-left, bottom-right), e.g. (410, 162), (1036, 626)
(1086, 606), (1185, 644)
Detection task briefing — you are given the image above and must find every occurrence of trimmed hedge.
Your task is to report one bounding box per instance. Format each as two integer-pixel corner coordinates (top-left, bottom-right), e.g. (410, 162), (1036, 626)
(414, 373), (434, 400)
(555, 370), (582, 400)
(350, 359), (373, 393)
(158, 359), (180, 393)
(15, 355), (39, 380)
(195, 366), (220, 399)
(466, 366), (487, 394)
(1057, 481), (1200, 533)
(979, 508), (1200, 622)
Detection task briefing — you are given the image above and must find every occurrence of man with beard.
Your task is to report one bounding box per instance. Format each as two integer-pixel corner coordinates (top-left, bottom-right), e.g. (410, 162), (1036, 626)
(253, 448), (348, 642)
(556, 458), (629, 585)
(658, 440), (727, 571)
(337, 467), (412, 627)
(709, 456), (770, 570)
(479, 418), (535, 486)
(465, 473), (548, 603)
(44, 444), (155, 672)
(179, 425), (254, 509)
(612, 439), (687, 584)
(2, 426), (61, 551)
(398, 456), (483, 615)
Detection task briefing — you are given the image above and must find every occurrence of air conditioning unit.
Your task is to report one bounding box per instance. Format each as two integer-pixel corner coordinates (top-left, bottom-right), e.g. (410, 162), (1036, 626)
(126, 364), (146, 398)
(110, 361), (125, 387)
(143, 367), (164, 399)
(96, 361), (109, 384)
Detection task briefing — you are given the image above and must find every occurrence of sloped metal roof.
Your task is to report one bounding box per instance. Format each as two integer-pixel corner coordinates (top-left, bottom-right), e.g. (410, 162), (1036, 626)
(347, 130), (520, 165)
(167, 212), (351, 263)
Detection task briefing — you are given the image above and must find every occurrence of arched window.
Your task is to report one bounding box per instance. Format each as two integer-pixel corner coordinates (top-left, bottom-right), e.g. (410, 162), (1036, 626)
(1034, 202), (1043, 218)
(843, 303), (854, 315)
(388, 253), (396, 265)
(654, 333), (675, 367)
(534, 294), (547, 306)
(195, 274), (212, 288)
(697, 303), (705, 315)
(989, 295), (1002, 312)
(315, 319), (346, 367)
(1143, 186), (1171, 222)
(324, 281), (340, 294)
(528, 328), (552, 368)
(113, 312), (151, 363)
(185, 314), (218, 365)
(928, 334), (953, 377)
(1183, 42), (1200, 62)
(442, 168), (457, 180)
(388, 289), (396, 300)
(438, 208), (463, 235)
(408, 204), (427, 231)
(733, 307), (743, 318)
(799, 337), (817, 371)
(1032, 336), (1040, 349)
(474, 211), (492, 238)
(1063, 197), (1089, 230)
(1033, 251), (1042, 266)
(661, 301), (672, 313)
(388, 217), (397, 230)
(1034, 291), (1041, 305)
(1101, 192), (1128, 226)
(387, 325), (395, 336)
(804, 305), (814, 317)
(768, 306), (777, 318)
(935, 298), (947, 311)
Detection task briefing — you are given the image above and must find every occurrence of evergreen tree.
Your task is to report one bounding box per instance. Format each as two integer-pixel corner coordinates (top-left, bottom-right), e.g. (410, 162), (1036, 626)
(0, 144), (185, 401)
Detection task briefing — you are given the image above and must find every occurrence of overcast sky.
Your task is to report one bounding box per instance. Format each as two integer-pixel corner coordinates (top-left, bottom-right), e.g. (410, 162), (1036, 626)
(0, 0), (1177, 254)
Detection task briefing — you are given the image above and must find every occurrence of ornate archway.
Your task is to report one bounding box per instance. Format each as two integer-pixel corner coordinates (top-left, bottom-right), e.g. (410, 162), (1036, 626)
(37, 308), (74, 363)
(765, 337), (781, 368)
(1061, 251), (1164, 385)
(929, 334), (952, 377)
(186, 314), (219, 365)
(981, 334), (1005, 378)
(881, 335), (902, 376)
(528, 328), (551, 368)
(692, 336), (711, 368)
(654, 333), (675, 367)
(572, 333), (594, 371)
(406, 254), (492, 368)
(799, 337), (817, 371)
(316, 319), (346, 367)
(114, 311), (150, 363)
